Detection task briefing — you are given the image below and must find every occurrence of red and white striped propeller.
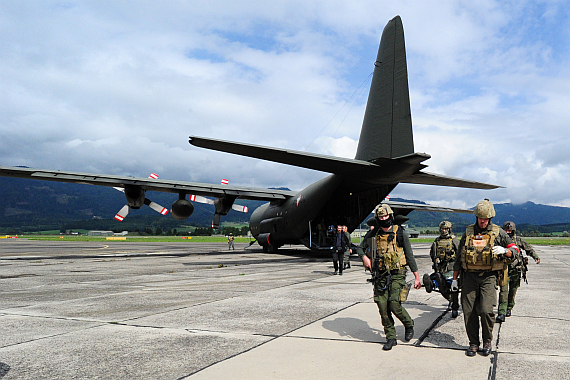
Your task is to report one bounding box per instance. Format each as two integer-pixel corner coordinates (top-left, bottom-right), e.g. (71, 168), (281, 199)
(189, 179), (249, 214)
(113, 173), (169, 221)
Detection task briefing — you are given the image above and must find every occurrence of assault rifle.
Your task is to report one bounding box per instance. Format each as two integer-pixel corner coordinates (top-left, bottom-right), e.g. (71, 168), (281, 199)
(520, 249), (529, 284)
(366, 237), (381, 283)
(365, 237), (394, 292)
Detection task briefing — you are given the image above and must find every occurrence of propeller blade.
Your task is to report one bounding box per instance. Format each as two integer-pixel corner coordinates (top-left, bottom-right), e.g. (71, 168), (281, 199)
(231, 204), (248, 213)
(212, 213), (221, 229)
(189, 194), (214, 205)
(144, 198), (169, 215)
(115, 205), (130, 221)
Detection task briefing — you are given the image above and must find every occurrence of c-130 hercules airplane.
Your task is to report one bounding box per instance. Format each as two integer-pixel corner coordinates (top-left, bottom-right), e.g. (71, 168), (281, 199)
(0, 16), (498, 252)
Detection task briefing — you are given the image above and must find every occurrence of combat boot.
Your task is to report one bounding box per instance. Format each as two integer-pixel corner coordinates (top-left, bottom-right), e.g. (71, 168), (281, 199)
(481, 341), (492, 356)
(404, 327), (414, 342)
(506, 309), (511, 317)
(383, 339), (397, 351)
(466, 344), (478, 357)
(496, 314), (505, 323)
(423, 273), (433, 293)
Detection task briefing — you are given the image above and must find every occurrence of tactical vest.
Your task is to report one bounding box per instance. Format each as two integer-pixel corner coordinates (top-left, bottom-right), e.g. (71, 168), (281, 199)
(509, 235), (525, 271)
(375, 225), (407, 271)
(436, 236), (456, 262)
(461, 224), (505, 271)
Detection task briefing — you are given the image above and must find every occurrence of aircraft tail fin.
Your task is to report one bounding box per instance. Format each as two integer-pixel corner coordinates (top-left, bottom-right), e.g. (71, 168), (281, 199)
(355, 15), (414, 161)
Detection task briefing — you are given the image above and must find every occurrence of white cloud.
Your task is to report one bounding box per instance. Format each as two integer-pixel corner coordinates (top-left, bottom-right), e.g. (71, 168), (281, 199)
(1, 0), (569, 210)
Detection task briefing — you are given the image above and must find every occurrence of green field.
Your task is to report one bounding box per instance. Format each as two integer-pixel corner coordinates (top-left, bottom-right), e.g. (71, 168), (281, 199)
(409, 237), (570, 245)
(4, 235), (570, 245)
(2, 235), (254, 243)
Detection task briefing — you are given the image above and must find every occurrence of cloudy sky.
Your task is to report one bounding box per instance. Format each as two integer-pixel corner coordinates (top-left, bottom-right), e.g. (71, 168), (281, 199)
(1, 1), (570, 209)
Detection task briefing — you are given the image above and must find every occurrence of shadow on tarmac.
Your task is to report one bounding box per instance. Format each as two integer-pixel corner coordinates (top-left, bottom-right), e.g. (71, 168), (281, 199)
(322, 317), (383, 342)
(0, 363), (9, 379)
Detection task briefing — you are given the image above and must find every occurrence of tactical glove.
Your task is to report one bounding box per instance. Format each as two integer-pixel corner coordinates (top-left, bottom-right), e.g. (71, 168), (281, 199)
(492, 246), (508, 257)
(451, 279), (459, 292)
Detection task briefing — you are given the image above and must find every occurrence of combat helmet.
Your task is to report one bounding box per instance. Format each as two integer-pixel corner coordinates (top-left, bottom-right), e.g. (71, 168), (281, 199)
(503, 221), (516, 232)
(374, 203), (394, 218)
(374, 203), (394, 228)
(439, 221), (452, 235)
(474, 199), (495, 219)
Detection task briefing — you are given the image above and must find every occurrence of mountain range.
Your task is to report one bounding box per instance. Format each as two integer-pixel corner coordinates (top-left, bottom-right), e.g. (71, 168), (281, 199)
(1, 177), (570, 233)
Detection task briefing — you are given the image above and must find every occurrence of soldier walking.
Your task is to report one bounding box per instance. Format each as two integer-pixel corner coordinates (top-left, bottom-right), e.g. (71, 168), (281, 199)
(496, 221), (540, 322)
(357, 204), (421, 350)
(343, 225), (352, 269)
(333, 225), (349, 275)
(451, 199), (518, 357)
(227, 233), (235, 250)
(428, 221), (460, 318)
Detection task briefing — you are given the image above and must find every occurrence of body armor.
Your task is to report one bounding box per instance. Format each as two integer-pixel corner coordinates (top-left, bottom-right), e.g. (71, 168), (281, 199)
(509, 236), (527, 271)
(461, 225), (506, 271)
(436, 236), (456, 262)
(374, 225), (407, 271)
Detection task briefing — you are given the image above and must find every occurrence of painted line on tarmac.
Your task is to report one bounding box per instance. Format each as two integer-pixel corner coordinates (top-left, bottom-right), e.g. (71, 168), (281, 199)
(414, 307), (449, 346)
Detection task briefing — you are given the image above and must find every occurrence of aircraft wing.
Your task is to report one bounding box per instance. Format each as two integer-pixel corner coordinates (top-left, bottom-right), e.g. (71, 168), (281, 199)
(0, 165), (295, 201)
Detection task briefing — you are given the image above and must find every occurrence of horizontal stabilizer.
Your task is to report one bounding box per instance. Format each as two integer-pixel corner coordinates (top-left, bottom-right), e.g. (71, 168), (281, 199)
(384, 200), (473, 214)
(401, 172), (500, 190)
(189, 136), (499, 190)
(189, 136), (377, 175)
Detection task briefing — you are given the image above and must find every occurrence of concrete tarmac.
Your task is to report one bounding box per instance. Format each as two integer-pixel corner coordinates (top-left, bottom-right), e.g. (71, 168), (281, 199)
(1, 239), (569, 379)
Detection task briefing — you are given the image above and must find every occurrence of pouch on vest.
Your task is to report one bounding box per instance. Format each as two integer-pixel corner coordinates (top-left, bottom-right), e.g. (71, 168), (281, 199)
(399, 281), (412, 302)
(375, 225), (406, 271)
(461, 225), (504, 271)
(436, 238), (455, 262)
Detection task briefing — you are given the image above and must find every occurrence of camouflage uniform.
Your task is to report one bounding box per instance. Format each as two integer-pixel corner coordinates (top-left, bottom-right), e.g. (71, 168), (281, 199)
(430, 229), (460, 312)
(497, 232), (540, 316)
(452, 199), (518, 356)
(453, 222), (516, 349)
(357, 225), (418, 341)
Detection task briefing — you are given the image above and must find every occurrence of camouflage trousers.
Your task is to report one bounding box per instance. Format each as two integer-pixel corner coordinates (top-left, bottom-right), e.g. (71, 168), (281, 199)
(374, 270), (413, 340)
(461, 271), (498, 346)
(343, 249), (350, 265)
(498, 269), (521, 315)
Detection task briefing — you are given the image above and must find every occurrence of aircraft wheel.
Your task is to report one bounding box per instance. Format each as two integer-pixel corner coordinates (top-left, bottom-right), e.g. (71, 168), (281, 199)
(423, 273), (433, 293)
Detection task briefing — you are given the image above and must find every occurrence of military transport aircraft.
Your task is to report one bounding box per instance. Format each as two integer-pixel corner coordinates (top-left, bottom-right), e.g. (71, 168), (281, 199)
(0, 16), (498, 252)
